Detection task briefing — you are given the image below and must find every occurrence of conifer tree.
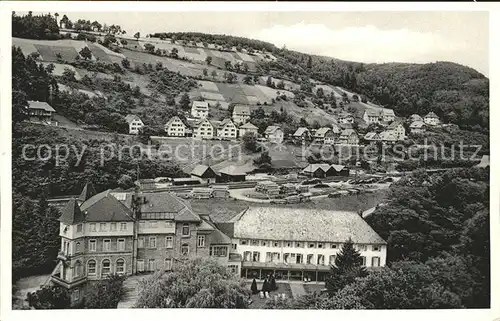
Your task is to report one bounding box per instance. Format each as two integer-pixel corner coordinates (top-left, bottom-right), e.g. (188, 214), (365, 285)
(262, 278), (269, 293)
(325, 238), (367, 295)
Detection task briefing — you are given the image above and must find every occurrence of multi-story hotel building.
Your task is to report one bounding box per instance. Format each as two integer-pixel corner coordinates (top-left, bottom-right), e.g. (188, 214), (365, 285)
(51, 184), (386, 303)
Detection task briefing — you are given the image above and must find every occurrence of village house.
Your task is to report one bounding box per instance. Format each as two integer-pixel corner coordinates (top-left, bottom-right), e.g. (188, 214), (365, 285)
(191, 101), (209, 119)
(338, 112), (355, 124)
(363, 132), (381, 143)
(232, 105), (251, 125)
(220, 207), (387, 281)
(125, 114), (144, 135)
(409, 114), (423, 123)
(424, 112), (440, 126)
(301, 164), (332, 178)
(292, 127), (311, 142)
(51, 185), (237, 304)
(264, 125), (284, 144)
(164, 116), (188, 137)
(27, 100), (57, 125)
(338, 129), (360, 145)
(217, 119), (238, 140)
(378, 130), (398, 144)
(410, 121), (426, 134)
(238, 122), (259, 138)
(218, 165), (247, 182)
(313, 127), (335, 145)
(193, 119), (217, 139)
(386, 121), (406, 141)
(190, 165), (218, 184)
(363, 109), (396, 125)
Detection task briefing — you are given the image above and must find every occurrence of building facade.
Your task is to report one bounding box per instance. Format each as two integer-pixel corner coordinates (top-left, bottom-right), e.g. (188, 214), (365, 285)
(193, 119), (217, 139)
(191, 101), (209, 119)
(264, 126), (284, 144)
(217, 119), (238, 140)
(239, 122), (258, 138)
(125, 114), (144, 135)
(424, 112), (440, 126)
(164, 116), (188, 137)
(232, 105), (251, 125)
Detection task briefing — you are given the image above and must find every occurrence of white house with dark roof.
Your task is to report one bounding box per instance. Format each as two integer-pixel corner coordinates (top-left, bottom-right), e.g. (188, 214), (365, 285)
(386, 121), (406, 141)
(338, 112), (355, 124)
(410, 120), (426, 134)
(164, 116), (188, 137)
(409, 114), (423, 123)
(292, 127), (311, 141)
(125, 114), (144, 134)
(363, 109), (395, 124)
(238, 122), (258, 138)
(27, 100), (57, 125)
(232, 105), (251, 125)
(313, 127), (335, 145)
(264, 125), (284, 144)
(338, 129), (359, 145)
(193, 118), (217, 139)
(424, 112), (440, 126)
(191, 101), (209, 119)
(217, 119), (238, 140)
(221, 207), (386, 281)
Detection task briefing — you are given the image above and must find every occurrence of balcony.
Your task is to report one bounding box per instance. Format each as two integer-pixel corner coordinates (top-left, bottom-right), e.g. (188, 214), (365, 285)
(241, 261), (330, 272)
(51, 273), (87, 289)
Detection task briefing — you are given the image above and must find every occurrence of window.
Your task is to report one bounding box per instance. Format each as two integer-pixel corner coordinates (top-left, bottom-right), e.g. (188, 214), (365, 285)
(285, 241), (292, 248)
(295, 242), (303, 248)
(77, 224), (83, 233)
(116, 259), (125, 274)
(120, 223), (127, 231)
(307, 254), (314, 264)
(197, 235), (206, 247)
(101, 259), (111, 275)
(261, 241), (267, 247)
(72, 289), (80, 302)
(100, 223), (106, 231)
(74, 261), (82, 278)
(149, 237), (156, 249)
(273, 241), (280, 247)
(182, 223), (190, 236)
(87, 260), (96, 275)
(181, 244), (189, 256)
(118, 239), (125, 251)
(89, 239), (96, 252)
(329, 255), (336, 265)
(165, 236), (173, 248)
(372, 245), (381, 252)
(240, 240), (247, 245)
(252, 251), (260, 261)
(330, 243), (337, 249)
(360, 256), (367, 266)
(137, 260), (145, 272)
(165, 259), (172, 271)
(296, 254), (303, 264)
(232, 243), (237, 250)
(265, 252), (272, 263)
(150, 221), (158, 228)
(359, 245), (367, 251)
(372, 256), (381, 267)
(251, 240), (259, 246)
(308, 243), (316, 248)
(318, 243), (324, 249)
(317, 254), (325, 265)
(75, 242), (81, 253)
(139, 221), (146, 229)
(110, 223), (117, 231)
(138, 237), (144, 248)
(148, 259), (156, 271)
(103, 239), (111, 251)
(228, 265), (238, 274)
(90, 223), (96, 232)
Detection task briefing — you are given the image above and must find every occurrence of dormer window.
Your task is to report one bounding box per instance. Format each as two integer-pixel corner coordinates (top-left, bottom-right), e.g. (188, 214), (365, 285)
(182, 223), (190, 237)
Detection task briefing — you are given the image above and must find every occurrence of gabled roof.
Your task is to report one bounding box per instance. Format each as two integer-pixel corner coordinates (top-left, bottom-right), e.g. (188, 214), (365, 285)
(233, 105), (251, 115)
(192, 101), (209, 110)
(28, 100), (56, 112)
(314, 127), (332, 137)
(340, 129), (357, 138)
(364, 132), (380, 140)
(78, 182), (96, 203)
(240, 122), (258, 130)
(410, 121), (425, 128)
(302, 163), (330, 173)
(425, 111), (439, 119)
(293, 127), (310, 137)
(364, 109), (379, 117)
(138, 192), (201, 222)
(59, 198), (85, 225)
(125, 114), (141, 124)
(409, 114), (423, 122)
(165, 116), (186, 128)
(381, 109), (395, 117)
(331, 164), (346, 172)
(191, 164), (217, 178)
(265, 125), (281, 135)
(80, 190), (135, 222)
(233, 207), (386, 244)
(379, 130), (398, 141)
(219, 118), (235, 128)
(387, 121), (403, 130)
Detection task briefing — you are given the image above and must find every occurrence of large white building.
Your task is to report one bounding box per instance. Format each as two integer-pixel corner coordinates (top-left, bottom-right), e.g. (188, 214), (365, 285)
(164, 116), (188, 137)
(191, 101), (209, 119)
(218, 207), (387, 281)
(232, 105), (251, 125)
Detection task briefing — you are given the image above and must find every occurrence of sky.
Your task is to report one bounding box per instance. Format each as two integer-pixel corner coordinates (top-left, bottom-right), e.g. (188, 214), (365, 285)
(50, 11), (489, 76)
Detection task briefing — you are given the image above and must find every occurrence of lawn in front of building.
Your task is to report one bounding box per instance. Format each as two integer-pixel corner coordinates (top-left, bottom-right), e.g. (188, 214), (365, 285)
(246, 281), (293, 309)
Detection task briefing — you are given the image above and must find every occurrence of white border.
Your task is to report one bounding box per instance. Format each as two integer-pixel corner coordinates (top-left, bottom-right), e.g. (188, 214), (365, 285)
(0, 2), (499, 321)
